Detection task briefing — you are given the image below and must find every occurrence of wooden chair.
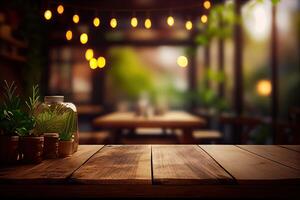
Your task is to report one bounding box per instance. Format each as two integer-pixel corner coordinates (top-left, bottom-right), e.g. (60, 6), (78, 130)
(79, 131), (111, 144)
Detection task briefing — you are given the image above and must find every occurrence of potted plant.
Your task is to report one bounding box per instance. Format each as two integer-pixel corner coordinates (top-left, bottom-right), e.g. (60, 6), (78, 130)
(18, 85), (44, 164)
(34, 103), (77, 158)
(0, 81), (21, 164)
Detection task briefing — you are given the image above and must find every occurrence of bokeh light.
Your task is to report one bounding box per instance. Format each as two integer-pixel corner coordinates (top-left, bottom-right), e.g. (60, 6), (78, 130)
(257, 80), (272, 96)
(44, 10), (52, 20)
(85, 49), (94, 60)
(201, 15), (208, 23)
(93, 17), (100, 27)
(177, 56), (188, 68)
(144, 18), (152, 29)
(203, 1), (211, 9)
(97, 57), (106, 68)
(110, 18), (117, 28)
(73, 14), (80, 23)
(65, 30), (72, 41)
(89, 58), (98, 69)
(185, 21), (193, 30)
(57, 5), (64, 14)
(80, 33), (88, 44)
(167, 16), (174, 26)
(131, 17), (138, 27)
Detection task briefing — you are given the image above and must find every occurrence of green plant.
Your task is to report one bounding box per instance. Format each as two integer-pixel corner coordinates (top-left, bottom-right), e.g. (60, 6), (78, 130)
(0, 81), (35, 136)
(34, 104), (77, 141)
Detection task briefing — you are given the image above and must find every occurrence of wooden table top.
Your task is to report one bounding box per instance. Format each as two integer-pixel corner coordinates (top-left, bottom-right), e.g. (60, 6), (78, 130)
(1, 145), (300, 198)
(93, 111), (206, 128)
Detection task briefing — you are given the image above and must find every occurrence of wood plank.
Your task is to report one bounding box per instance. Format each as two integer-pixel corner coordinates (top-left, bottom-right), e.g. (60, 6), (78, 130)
(152, 145), (234, 184)
(237, 145), (300, 170)
(280, 145), (300, 153)
(0, 145), (102, 184)
(71, 145), (151, 184)
(200, 145), (300, 184)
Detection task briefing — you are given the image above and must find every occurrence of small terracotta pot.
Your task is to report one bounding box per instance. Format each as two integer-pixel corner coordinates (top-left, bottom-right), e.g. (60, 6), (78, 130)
(0, 135), (19, 165)
(43, 133), (59, 159)
(59, 139), (74, 157)
(20, 136), (44, 164)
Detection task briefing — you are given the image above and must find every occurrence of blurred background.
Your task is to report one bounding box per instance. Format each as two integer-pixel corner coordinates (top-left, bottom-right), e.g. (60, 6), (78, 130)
(0, 0), (299, 144)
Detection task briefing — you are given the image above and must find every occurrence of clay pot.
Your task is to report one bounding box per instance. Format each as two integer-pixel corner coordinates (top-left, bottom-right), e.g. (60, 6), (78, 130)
(59, 139), (74, 157)
(0, 135), (19, 165)
(19, 136), (44, 164)
(43, 133), (59, 159)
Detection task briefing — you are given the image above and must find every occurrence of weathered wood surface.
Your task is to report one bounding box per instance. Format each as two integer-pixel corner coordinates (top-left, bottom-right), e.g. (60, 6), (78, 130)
(238, 145), (300, 170)
(200, 145), (300, 184)
(152, 145), (234, 184)
(0, 145), (102, 184)
(71, 145), (152, 184)
(93, 111), (205, 128)
(280, 145), (300, 153)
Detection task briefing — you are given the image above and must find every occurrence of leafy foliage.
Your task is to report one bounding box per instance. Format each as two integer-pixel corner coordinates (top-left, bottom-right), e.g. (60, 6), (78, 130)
(0, 81), (35, 136)
(34, 104), (77, 141)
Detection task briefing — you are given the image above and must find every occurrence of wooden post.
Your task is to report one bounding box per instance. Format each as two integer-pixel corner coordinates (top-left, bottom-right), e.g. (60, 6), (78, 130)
(271, 5), (278, 143)
(218, 15), (225, 98)
(204, 44), (210, 88)
(233, 0), (243, 116)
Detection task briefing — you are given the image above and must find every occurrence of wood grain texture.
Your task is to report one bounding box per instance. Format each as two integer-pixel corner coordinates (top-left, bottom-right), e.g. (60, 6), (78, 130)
(93, 111), (205, 128)
(280, 145), (300, 153)
(237, 145), (300, 170)
(71, 145), (152, 184)
(152, 145), (234, 184)
(0, 145), (102, 184)
(200, 145), (300, 184)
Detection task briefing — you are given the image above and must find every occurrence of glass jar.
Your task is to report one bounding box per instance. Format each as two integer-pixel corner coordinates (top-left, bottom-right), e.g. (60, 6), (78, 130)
(39, 96), (79, 153)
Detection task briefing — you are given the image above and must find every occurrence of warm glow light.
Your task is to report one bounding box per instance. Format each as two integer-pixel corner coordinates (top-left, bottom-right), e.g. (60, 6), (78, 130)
(97, 56), (106, 68)
(65, 30), (72, 41)
(73, 14), (80, 23)
(110, 18), (117, 28)
(93, 17), (100, 27)
(257, 80), (272, 96)
(89, 58), (98, 69)
(201, 15), (208, 23)
(144, 18), (152, 29)
(85, 49), (94, 61)
(44, 10), (52, 20)
(57, 5), (64, 14)
(167, 16), (174, 26)
(131, 17), (138, 27)
(177, 56), (188, 68)
(185, 20), (193, 30)
(203, 1), (211, 9)
(80, 33), (88, 44)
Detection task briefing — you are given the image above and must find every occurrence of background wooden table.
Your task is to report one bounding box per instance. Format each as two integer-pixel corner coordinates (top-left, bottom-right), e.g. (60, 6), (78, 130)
(93, 111), (206, 143)
(0, 145), (300, 198)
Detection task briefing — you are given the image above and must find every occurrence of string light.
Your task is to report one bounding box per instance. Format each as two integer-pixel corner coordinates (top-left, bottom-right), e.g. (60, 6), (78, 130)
(57, 5), (64, 14)
(131, 17), (138, 28)
(167, 16), (175, 26)
(257, 80), (272, 96)
(44, 10), (52, 20)
(177, 56), (188, 68)
(185, 20), (193, 30)
(201, 15), (208, 23)
(65, 30), (73, 41)
(203, 1), (211, 9)
(93, 17), (100, 27)
(110, 18), (117, 28)
(144, 18), (152, 29)
(89, 58), (98, 69)
(73, 14), (80, 23)
(85, 49), (94, 60)
(97, 56), (106, 68)
(80, 33), (88, 44)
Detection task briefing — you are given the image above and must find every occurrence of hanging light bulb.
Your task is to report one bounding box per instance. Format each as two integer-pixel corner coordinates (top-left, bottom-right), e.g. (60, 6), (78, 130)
(97, 56), (106, 68)
(80, 33), (88, 44)
(65, 30), (73, 41)
(185, 20), (193, 30)
(44, 10), (52, 20)
(131, 17), (138, 28)
(177, 56), (188, 68)
(201, 15), (208, 23)
(73, 14), (80, 23)
(203, 1), (211, 9)
(167, 16), (174, 26)
(144, 18), (151, 29)
(93, 17), (100, 27)
(110, 18), (117, 28)
(57, 5), (64, 14)
(85, 49), (94, 61)
(89, 58), (98, 69)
